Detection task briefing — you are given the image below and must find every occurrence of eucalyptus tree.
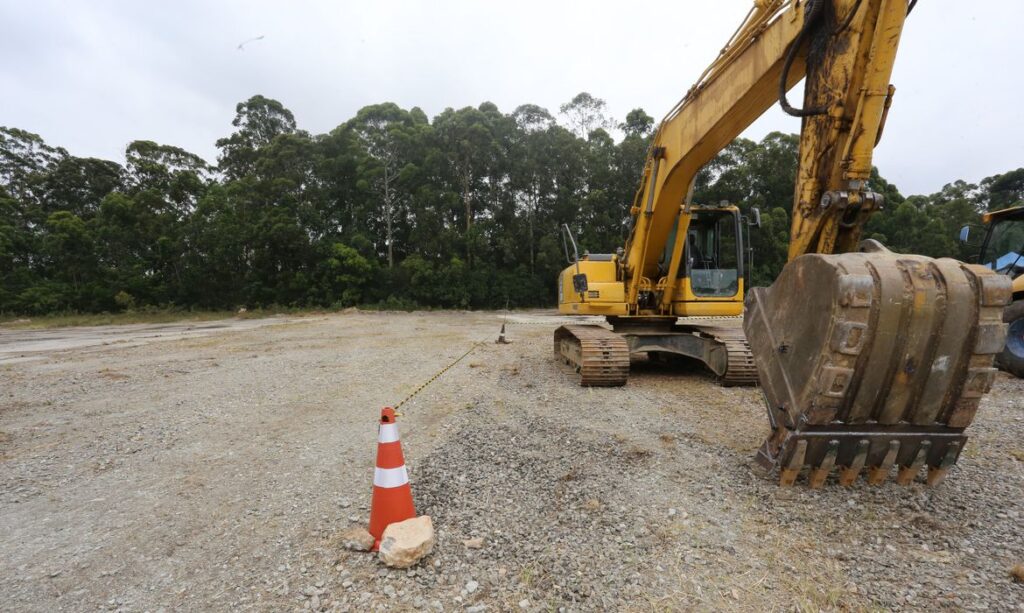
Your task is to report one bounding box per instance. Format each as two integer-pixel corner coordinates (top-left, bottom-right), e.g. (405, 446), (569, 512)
(559, 92), (613, 139)
(346, 103), (423, 268)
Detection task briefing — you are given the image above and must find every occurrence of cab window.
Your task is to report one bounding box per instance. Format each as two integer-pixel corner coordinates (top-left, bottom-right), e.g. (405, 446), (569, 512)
(686, 211), (740, 297)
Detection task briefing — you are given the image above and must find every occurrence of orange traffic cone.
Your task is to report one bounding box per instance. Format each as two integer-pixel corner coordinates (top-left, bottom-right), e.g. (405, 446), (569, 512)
(368, 407), (416, 550)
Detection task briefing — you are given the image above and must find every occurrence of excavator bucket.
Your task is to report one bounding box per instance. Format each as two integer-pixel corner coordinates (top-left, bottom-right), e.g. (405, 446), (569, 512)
(744, 244), (1011, 487)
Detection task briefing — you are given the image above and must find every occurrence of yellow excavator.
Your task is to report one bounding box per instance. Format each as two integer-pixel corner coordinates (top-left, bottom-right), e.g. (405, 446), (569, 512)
(555, 0), (1011, 487)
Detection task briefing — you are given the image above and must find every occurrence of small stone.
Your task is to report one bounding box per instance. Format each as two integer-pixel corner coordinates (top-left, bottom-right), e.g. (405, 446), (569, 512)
(1012, 564), (1024, 583)
(339, 527), (375, 552)
(342, 580), (353, 589)
(465, 580), (479, 594)
(310, 595), (321, 610)
(668, 508), (677, 517)
(383, 584), (397, 598)
(462, 537), (485, 549)
(379, 516), (435, 569)
(519, 598), (530, 609)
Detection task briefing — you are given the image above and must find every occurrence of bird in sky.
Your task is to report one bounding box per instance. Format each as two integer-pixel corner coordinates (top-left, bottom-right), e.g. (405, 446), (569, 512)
(236, 35), (265, 51)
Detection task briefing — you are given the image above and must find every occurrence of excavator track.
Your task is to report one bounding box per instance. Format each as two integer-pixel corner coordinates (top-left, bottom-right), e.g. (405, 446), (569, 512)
(696, 325), (758, 386)
(555, 319), (758, 388)
(553, 325), (630, 387)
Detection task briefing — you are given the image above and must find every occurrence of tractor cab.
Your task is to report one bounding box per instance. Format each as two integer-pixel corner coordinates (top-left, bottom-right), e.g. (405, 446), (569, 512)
(961, 205), (1024, 378)
(979, 206), (1024, 279)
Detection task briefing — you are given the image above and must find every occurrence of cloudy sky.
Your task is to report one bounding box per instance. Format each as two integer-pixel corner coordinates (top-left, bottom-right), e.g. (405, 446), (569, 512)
(2, 0), (1022, 195)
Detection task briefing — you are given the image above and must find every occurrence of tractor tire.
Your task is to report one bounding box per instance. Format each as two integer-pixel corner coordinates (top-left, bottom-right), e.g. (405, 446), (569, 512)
(997, 299), (1024, 379)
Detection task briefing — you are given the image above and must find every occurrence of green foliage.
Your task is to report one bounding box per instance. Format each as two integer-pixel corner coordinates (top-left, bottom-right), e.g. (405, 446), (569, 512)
(114, 290), (136, 310)
(1, 97), (1020, 316)
(621, 109), (654, 138)
(316, 242), (373, 306)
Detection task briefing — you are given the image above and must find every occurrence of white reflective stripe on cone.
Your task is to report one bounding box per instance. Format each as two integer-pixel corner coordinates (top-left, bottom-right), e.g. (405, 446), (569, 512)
(378, 423), (400, 444)
(373, 465), (409, 488)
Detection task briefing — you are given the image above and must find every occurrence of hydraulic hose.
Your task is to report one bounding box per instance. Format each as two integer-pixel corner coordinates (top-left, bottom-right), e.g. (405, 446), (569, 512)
(779, 0), (830, 117)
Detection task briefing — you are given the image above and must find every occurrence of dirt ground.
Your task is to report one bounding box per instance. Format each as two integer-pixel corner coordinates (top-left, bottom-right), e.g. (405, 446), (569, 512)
(1, 311), (1021, 612)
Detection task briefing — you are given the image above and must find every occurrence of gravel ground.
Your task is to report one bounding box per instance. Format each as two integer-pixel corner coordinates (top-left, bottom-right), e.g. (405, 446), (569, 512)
(1, 310), (1021, 612)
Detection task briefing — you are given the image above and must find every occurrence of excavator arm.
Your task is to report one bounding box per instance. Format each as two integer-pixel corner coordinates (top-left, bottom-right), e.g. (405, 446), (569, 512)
(623, 0), (905, 295)
(622, 0), (808, 309)
(787, 0), (904, 257)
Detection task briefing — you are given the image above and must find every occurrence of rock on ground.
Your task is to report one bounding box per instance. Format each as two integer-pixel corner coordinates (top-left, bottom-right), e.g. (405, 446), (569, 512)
(378, 516), (435, 568)
(337, 527), (374, 552)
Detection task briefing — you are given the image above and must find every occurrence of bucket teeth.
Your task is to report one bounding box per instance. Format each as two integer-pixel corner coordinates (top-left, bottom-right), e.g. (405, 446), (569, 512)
(808, 439), (839, 489)
(779, 439), (807, 487)
(768, 435), (965, 488)
(867, 440), (901, 485)
(926, 467), (949, 486)
(896, 440), (931, 485)
(926, 441), (960, 486)
(838, 439), (870, 486)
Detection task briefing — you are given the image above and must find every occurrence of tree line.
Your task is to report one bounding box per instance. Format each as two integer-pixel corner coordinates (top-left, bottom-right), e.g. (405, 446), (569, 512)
(1, 93), (1021, 314)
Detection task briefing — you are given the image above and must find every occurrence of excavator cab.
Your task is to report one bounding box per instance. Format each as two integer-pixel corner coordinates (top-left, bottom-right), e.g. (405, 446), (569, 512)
(684, 208), (741, 298)
(655, 205), (747, 309)
(558, 205), (750, 317)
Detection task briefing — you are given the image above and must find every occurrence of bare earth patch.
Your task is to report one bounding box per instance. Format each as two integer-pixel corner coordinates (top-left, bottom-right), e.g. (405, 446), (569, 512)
(0, 310), (1021, 611)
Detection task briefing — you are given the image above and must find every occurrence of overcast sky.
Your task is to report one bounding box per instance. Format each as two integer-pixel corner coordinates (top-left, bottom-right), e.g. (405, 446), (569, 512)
(2, 0), (1022, 196)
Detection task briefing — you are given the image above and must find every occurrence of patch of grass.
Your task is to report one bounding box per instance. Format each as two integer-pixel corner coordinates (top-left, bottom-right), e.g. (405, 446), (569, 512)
(518, 564), (536, 588)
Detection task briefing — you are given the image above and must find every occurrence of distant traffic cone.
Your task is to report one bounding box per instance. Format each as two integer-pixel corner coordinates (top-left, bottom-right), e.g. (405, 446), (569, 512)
(368, 407), (416, 550)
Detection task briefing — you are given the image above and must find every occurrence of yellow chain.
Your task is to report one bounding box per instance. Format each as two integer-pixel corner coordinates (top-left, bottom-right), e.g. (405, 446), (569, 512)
(393, 341), (485, 412)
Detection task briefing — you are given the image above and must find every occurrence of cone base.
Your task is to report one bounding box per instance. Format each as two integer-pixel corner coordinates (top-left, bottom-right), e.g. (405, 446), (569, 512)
(368, 486), (416, 546)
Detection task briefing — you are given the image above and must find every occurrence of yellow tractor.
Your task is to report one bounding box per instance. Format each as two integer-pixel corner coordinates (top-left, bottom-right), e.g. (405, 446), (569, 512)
(555, 0), (1011, 487)
(961, 206), (1024, 377)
